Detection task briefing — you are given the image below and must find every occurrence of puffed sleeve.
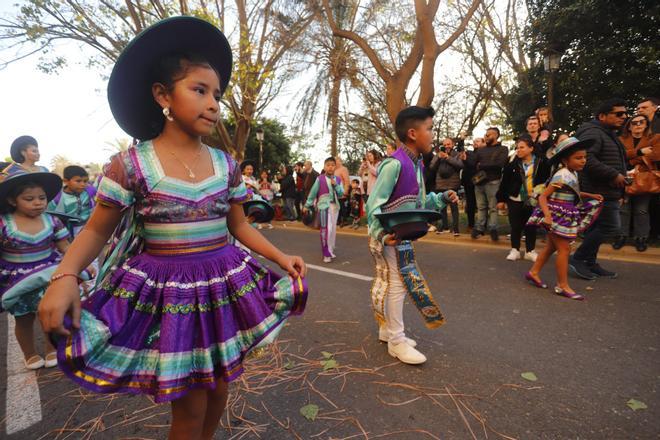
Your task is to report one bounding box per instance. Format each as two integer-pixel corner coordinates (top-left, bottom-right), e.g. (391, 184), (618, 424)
(51, 216), (70, 241)
(226, 153), (248, 204)
(96, 152), (135, 210)
(549, 168), (574, 189)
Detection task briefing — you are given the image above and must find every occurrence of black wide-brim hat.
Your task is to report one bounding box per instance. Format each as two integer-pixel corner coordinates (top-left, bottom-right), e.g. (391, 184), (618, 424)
(243, 199), (275, 223)
(108, 16), (232, 140)
(0, 172), (62, 211)
(375, 209), (442, 241)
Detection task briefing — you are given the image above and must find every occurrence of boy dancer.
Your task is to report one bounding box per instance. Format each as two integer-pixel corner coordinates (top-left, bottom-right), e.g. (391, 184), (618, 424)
(49, 165), (96, 237)
(304, 157), (344, 263)
(367, 106), (458, 365)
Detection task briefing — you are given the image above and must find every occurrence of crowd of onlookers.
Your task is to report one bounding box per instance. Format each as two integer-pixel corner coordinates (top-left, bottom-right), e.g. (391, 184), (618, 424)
(258, 97), (659, 271)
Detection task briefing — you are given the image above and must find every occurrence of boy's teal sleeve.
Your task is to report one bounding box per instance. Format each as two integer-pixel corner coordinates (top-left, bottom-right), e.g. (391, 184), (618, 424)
(366, 159), (400, 244)
(424, 191), (447, 211)
(304, 178), (319, 208)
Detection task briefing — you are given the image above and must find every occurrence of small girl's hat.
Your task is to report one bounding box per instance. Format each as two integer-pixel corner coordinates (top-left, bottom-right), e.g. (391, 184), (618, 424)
(108, 16), (232, 140)
(0, 171), (62, 211)
(243, 199), (275, 223)
(546, 137), (594, 162)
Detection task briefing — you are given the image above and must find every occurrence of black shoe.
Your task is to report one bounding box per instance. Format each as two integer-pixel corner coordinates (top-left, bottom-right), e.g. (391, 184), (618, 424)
(611, 235), (626, 250)
(568, 256), (597, 280)
(635, 237), (648, 252)
(490, 229), (499, 241)
(590, 263), (618, 279)
(471, 229), (483, 239)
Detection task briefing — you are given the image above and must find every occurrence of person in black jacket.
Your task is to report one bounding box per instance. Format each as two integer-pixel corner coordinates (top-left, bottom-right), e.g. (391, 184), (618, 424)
(496, 136), (551, 262)
(525, 115), (554, 156)
(472, 127), (509, 241)
(570, 98), (628, 280)
(462, 136), (485, 230)
(278, 165), (297, 221)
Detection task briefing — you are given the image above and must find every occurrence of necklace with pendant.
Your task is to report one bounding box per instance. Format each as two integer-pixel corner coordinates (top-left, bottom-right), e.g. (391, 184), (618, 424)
(168, 145), (204, 180)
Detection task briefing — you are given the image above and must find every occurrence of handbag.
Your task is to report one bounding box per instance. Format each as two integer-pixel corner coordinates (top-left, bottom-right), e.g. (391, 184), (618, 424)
(625, 157), (660, 195)
(471, 170), (488, 185)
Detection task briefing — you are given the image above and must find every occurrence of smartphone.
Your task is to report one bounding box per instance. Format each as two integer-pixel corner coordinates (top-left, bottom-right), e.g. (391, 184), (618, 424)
(624, 176), (634, 186)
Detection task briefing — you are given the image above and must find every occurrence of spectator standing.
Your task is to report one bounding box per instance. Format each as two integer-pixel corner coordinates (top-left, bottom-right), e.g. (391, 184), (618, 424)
(278, 165), (297, 221)
(637, 97), (660, 134)
(302, 160), (319, 202)
(614, 114), (659, 252)
(471, 127), (509, 241)
(570, 99), (628, 279)
(525, 116), (553, 156)
(293, 162), (305, 220)
(359, 149), (382, 199)
(462, 136), (485, 230)
(429, 137), (463, 235)
(335, 156), (351, 227)
(497, 136), (551, 261)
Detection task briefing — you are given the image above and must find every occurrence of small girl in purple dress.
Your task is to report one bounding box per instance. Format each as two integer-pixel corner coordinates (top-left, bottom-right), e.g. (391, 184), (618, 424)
(0, 171), (90, 369)
(38, 17), (307, 439)
(525, 137), (603, 300)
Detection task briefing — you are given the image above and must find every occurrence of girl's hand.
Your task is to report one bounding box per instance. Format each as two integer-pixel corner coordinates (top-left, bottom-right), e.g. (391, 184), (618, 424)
(592, 194), (604, 202)
(543, 214), (553, 227)
(38, 278), (82, 336)
(277, 254), (306, 278)
(383, 233), (400, 246)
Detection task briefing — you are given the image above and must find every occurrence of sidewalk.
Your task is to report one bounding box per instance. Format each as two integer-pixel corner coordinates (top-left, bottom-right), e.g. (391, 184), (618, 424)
(273, 221), (660, 265)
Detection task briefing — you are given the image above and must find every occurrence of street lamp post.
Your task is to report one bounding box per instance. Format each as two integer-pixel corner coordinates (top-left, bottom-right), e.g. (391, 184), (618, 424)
(256, 128), (265, 171)
(543, 51), (561, 120)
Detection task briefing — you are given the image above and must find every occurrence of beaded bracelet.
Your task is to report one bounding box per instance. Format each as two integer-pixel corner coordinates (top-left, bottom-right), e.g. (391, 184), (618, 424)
(50, 273), (83, 285)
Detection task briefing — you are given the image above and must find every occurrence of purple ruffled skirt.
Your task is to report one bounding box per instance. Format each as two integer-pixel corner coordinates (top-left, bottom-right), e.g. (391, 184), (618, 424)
(56, 244), (307, 402)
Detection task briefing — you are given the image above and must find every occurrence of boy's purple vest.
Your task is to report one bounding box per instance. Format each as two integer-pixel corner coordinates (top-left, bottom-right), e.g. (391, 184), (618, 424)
(316, 174), (341, 199)
(381, 148), (421, 213)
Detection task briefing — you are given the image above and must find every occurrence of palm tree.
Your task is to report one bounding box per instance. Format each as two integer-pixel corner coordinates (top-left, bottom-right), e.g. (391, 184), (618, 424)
(295, 1), (360, 157)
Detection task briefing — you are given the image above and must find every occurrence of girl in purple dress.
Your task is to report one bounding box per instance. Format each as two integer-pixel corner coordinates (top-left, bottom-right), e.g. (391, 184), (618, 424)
(38, 17), (307, 439)
(525, 137), (603, 300)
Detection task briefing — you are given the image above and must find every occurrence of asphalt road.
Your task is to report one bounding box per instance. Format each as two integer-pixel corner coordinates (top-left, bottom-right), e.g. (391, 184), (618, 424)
(1, 227), (658, 439)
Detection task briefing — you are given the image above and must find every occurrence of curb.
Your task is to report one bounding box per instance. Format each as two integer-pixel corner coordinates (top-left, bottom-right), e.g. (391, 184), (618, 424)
(272, 221), (660, 265)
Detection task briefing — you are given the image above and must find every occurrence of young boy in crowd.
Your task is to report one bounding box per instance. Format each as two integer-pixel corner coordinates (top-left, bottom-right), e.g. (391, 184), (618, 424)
(349, 178), (363, 229)
(304, 157), (344, 263)
(49, 165), (96, 237)
(367, 106), (458, 365)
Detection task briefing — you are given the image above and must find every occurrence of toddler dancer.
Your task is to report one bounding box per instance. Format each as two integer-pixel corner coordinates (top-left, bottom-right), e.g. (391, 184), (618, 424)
(526, 137), (603, 299)
(0, 171), (90, 369)
(38, 17), (307, 440)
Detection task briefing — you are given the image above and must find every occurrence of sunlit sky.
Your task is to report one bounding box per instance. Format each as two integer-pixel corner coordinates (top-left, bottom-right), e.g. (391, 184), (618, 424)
(0, 2), (483, 171)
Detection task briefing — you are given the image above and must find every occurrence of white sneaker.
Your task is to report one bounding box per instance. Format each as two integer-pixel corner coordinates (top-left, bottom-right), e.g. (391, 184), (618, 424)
(428, 225), (437, 232)
(330, 253), (337, 259)
(506, 248), (521, 261)
(323, 256), (332, 263)
(267, 223), (274, 229)
(388, 341), (427, 365)
(524, 250), (538, 262)
(378, 328), (417, 347)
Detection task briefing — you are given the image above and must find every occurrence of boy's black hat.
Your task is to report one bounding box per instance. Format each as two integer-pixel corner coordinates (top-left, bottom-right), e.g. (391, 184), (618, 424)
(10, 136), (38, 163)
(0, 171), (62, 211)
(375, 209), (442, 241)
(108, 16), (232, 140)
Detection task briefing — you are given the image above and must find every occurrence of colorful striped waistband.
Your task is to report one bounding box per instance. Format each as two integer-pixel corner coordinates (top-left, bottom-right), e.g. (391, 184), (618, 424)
(145, 238), (228, 256)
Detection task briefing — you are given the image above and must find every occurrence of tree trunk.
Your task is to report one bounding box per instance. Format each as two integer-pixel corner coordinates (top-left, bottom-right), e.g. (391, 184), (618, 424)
(328, 71), (341, 157)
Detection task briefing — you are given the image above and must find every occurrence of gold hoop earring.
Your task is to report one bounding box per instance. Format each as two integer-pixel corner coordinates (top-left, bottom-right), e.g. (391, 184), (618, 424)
(163, 107), (174, 122)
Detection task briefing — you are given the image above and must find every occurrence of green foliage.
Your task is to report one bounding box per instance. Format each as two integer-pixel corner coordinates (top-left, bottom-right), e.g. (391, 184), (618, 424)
(224, 117), (292, 173)
(505, 0), (660, 132)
